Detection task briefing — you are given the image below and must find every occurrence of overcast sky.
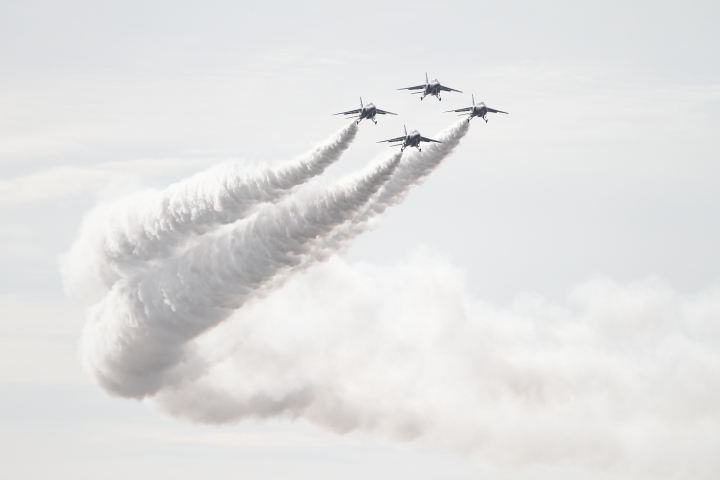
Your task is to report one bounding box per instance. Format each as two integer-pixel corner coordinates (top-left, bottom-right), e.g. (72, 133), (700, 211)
(1, 1), (720, 479)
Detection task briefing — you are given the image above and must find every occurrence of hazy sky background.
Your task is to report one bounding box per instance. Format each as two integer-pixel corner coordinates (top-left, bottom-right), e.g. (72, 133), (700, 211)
(1, 1), (719, 479)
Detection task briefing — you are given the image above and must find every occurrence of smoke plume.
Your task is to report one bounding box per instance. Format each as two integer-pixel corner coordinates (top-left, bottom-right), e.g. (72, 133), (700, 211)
(64, 119), (720, 478)
(68, 121), (470, 398)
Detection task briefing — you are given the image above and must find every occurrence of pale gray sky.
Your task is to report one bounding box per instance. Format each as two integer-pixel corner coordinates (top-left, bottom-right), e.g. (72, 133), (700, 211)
(1, 1), (719, 479)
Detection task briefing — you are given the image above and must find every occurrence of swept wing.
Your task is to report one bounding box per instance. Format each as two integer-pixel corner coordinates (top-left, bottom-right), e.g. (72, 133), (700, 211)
(332, 109), (362, 116)
(444, 106), (473, 113)
(375, 109), (397, 115)
(377, 136), (406, 144)
(439, 85), (463, 93)
(486, 107), (509, 114)
(397, 85), (425, 91)
(419, 136), (442, 143)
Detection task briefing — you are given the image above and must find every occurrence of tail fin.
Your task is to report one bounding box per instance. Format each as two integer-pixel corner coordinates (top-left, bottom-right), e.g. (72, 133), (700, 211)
(360, 96), (363, 108)
(472, 94), (475, 106)
(404, 124), (407, 136)
(425, 72), (429, 85)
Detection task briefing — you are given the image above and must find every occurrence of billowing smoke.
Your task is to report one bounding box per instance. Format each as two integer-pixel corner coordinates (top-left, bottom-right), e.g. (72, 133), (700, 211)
(83, 149), (404, 397)
(64, 119), (720, 478)
(66, 120), (470, 398)
(150, 251), (720, 479)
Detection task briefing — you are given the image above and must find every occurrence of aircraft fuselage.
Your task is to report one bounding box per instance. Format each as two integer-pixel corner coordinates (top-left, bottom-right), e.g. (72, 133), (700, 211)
(472, 105), (488, 118)
(360, 103), (377, 121)
(426, 80), (441, 96)
(420, 80), (444, 100)
(403, 130), (422, 150)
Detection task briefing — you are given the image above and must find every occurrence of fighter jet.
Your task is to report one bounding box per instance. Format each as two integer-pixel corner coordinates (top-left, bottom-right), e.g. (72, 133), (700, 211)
(333, 97), (397, 124)
(398, 73), (462, 101)
(377, 125), (441, 152)
(445, 94), (508, 123)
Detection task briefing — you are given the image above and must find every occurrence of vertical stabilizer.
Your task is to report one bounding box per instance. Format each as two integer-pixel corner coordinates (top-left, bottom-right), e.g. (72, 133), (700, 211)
(360, 97), (363, 108)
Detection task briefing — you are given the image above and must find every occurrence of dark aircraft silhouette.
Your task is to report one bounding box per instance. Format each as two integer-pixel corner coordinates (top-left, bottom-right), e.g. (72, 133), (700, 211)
(445, 95), (508, 122)
(398, 73), (462, 101)
(378, 125), (441, 152)
(333, 97), (397, 124)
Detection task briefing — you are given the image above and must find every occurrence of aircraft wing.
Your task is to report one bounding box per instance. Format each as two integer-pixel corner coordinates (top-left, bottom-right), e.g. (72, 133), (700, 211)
(419, 136), (442, 144)
(486, 107), (509, 114)
(376, 109), (397, 115)
(439, 85), (463, 93)
(398, 85), (425, 91)
(377, 136), (406, 144)
(444, 107), (473, 113)
(333, 109), (362, 116)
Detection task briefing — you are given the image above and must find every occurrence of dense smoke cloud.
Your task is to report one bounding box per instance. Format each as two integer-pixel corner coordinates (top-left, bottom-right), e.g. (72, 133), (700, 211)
(64, 119), (720, 479)
(153, 251), (720, 479)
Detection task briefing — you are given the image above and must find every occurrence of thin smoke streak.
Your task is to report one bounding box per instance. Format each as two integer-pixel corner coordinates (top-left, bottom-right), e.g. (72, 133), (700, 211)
(63, 122), (358, 296)
(249, 120), (471, 294)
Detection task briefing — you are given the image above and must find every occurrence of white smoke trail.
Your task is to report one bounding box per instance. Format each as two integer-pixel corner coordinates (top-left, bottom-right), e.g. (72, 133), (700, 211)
(73, 120), (471, 398)
(64, 117), (720, 478)
(246, 120), (472, 300)
(62, 122), (358, 296)
(313, 120), (470, 258)
(82, 150), (403, 398)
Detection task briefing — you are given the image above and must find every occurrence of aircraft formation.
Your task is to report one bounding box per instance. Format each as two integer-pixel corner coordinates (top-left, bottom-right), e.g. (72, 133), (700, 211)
(333, 73), (508, 152)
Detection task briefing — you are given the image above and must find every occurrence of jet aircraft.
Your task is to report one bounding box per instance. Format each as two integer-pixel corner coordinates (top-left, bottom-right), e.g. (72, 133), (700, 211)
(377, 125), (441, 152)
(445, 95), (508, 122)
(333, 97), (397, 124)
(398, 73), (462, 101)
